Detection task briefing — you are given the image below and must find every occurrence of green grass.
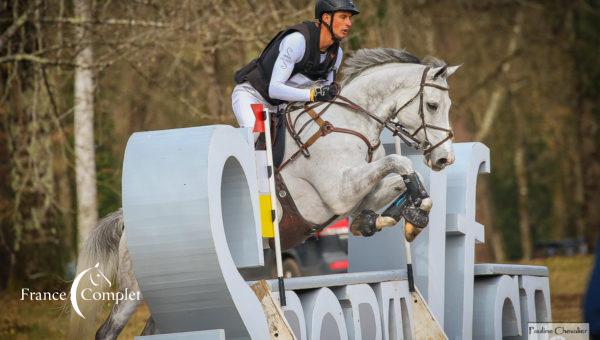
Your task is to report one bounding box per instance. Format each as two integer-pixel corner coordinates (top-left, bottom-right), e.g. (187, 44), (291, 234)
(0, 255), (594, 339)
(520, 255), (595, 322)
(0, 293), (150, 339)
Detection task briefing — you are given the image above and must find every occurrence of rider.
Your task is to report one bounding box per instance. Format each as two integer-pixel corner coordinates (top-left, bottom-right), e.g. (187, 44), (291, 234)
(232, 0), (359, 139)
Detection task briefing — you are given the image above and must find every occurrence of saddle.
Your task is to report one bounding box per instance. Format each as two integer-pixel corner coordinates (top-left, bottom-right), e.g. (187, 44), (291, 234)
(254, 111), (286, 168)
(257, 106), (337, 250)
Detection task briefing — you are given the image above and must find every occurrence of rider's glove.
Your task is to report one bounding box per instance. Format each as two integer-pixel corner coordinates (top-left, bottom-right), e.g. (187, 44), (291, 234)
(310, 82), (339, 102)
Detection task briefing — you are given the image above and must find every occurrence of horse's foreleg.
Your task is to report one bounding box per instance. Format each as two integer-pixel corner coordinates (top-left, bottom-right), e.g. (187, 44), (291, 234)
(352, 171), (432, 240)
(319, 154), (414, 215)
(354, 174), (406, 210)
(348, 174), (406, 236)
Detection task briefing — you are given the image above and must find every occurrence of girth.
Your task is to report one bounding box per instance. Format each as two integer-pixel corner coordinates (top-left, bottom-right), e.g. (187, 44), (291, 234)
(274, 172), (338, 250)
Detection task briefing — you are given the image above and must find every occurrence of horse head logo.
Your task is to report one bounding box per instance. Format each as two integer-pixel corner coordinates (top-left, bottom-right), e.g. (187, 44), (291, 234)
(70, 262), (111, 319)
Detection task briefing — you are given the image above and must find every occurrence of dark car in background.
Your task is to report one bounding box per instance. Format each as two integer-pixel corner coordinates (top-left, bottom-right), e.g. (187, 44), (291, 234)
(277, 218), (349, 277)
(240, 218), (349, 280)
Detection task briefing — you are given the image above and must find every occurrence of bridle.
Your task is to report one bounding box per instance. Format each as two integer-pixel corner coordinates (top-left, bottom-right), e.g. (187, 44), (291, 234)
(278, 66), (454, 171)
(391, 65), (454, 154)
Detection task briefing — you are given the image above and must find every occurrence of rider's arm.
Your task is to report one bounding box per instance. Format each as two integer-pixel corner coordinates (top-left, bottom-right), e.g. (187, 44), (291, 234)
(326, 47), (344, 84)
(268, 32), (312, 102)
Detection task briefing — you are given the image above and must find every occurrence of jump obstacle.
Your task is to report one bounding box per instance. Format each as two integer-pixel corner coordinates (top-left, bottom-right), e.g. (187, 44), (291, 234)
(121, 119), (551, 340)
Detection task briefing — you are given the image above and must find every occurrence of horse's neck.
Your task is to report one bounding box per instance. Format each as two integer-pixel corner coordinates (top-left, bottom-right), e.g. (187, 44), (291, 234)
(335, 64), (421, 141)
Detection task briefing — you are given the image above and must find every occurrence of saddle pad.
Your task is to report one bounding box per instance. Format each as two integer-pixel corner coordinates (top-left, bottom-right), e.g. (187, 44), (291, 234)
(255, 114), (286, 168)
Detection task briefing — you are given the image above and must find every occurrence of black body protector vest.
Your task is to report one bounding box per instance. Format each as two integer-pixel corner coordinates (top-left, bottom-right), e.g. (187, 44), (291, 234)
(234, 21), (339, 106)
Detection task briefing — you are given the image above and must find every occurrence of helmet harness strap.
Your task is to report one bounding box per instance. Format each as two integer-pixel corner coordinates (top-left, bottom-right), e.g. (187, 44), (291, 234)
(320, 12), (340, 44)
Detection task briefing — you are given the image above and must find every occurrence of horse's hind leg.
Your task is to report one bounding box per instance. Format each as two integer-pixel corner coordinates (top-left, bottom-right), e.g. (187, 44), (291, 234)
(141, 316), (157, 335)
(96, 232), (146, 339)
(95, 297), (142, 340)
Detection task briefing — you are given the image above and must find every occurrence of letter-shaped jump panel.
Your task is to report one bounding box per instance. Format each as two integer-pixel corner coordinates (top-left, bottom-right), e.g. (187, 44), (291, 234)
(372, 281), (413, 340)
(299, 287), (349, 340)
(122, 126), (268, 339)
(333, 284), (382, 340)
(272, 290), (307, 340)
(473, 275), (522, 339)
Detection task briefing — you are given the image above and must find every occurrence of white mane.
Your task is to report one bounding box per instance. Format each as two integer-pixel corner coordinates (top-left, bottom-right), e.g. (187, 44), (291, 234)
(341, 48), (446, 85)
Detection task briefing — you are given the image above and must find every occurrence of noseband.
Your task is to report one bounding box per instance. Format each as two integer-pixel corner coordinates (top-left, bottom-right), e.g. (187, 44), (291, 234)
(279, 66), (454, 171)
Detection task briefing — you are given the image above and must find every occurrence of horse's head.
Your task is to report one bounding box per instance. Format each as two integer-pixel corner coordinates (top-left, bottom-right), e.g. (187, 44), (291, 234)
(341, 49), (460, 171)
(390, 63), (460, 171)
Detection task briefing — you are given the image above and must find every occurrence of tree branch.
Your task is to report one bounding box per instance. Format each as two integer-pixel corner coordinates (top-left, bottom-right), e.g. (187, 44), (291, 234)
(0, 53), (112, 68)
(0, 16), (172, 29)
(0, 0), (43, 51)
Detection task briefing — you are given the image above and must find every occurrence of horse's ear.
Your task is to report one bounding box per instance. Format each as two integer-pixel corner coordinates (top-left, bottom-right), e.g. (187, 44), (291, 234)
(432, 64), (462, 80)
(432, 66), (447, 80)
(445, 64), (462, 78)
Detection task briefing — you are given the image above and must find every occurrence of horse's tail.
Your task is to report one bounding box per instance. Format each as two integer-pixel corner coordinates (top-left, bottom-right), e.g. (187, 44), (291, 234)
(68, 209), (124, 340)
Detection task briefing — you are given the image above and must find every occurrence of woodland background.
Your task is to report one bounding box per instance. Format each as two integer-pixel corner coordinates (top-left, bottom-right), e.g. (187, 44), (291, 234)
(0, 0), (598, 292)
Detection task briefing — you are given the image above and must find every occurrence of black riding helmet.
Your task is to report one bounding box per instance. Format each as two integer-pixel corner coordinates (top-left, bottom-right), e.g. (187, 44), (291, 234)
(315, 0), (359, 43)
(315, 0), (360, 19)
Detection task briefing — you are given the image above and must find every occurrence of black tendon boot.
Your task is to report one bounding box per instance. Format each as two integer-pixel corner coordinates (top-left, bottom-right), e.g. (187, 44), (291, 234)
(350, 210), (379, 237)
(381, 172), (431, 230)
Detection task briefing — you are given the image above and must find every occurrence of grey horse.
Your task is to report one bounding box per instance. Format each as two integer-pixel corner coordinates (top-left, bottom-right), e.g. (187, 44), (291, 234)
(69, 48), (459, 339)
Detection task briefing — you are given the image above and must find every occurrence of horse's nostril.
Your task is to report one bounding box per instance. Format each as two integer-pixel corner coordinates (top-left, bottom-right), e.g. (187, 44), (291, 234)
(436, 158), (449, 167)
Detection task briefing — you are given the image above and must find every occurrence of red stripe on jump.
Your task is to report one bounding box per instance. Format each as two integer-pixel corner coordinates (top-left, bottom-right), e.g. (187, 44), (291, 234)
(251, 104), (265, 133)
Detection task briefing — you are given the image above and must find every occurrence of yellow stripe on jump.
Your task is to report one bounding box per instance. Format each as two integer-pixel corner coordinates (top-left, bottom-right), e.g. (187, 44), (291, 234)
(259, 194), (274, 238)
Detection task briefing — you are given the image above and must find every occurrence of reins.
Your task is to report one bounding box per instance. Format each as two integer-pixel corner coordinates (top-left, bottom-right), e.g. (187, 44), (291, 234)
(277, 66), (454, 172)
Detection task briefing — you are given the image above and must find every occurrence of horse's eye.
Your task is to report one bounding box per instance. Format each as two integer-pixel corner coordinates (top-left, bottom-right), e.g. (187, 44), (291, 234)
(427, 102), (438, 111)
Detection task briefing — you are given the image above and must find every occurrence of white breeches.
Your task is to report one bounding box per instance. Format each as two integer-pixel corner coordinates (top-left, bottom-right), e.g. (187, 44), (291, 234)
(231, 82), (278, 138)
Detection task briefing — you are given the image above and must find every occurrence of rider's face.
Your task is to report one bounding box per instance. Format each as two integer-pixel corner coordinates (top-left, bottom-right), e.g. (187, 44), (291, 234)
(323, 11), (353, 40)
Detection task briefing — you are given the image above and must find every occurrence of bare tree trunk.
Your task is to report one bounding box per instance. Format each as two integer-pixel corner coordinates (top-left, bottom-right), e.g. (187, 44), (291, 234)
(74, 0), (97, 252)
(512, 97), (532, 259)
(475, 10), (523, 141)
(470, 10), (524, 260)
(203, 49), (224, 121)
(569, 132), (586, 246)
(551, 184), (568, 239)
(513, 138), (532, 259)
(577, 100), (599, 250)
(478, 178), (506, 262)
(572, 3), (600, 250)
(422, 15), (436, 56)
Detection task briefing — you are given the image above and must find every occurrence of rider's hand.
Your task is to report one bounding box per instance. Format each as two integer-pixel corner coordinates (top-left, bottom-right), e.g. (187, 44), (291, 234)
(310, 82), (339, 102)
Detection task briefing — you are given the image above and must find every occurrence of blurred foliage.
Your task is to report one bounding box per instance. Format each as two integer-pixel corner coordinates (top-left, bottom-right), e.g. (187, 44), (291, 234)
(0, 0), (598, 289)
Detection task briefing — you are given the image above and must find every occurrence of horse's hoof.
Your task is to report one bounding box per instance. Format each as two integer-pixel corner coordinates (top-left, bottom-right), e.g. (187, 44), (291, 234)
(404, 222), (424, 242)
(375, 216), (398, 229)
(419, 197), (433, 212)
(350, 210), (379, 237)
